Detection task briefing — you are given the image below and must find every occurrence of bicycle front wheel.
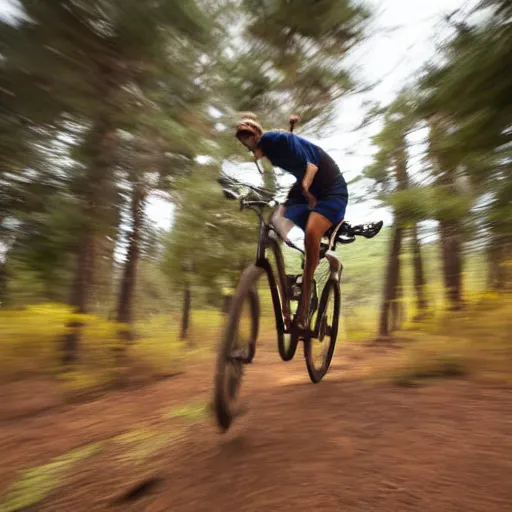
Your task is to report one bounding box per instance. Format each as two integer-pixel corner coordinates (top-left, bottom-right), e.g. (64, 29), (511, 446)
(304, 278), (340, 383)
(213, 264), (262, 431)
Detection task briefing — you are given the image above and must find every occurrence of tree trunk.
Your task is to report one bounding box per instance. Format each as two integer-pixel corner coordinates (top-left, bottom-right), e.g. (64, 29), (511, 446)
(0, 261), (7, 308)
(116, 184), (146, 340)
(61, 104), (119, 364)
(411, 223), (428, 317)
(439, 220), (463, 311)
(92, 204), (122, 316)
(180, 281), (191, 342)
(391, 273), (404, 331)
(380, 134), (409, 337)
(378, 223), (403, 338)
(487, 243), (502, 290)
(487, 234), (511, 291)
(62, 232), (94, 364)
(428, 116), (464, 311)
(222, 293), (233, 315)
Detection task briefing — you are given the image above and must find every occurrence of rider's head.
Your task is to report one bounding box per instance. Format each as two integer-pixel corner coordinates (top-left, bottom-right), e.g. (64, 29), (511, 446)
(235, 113), (263, 155)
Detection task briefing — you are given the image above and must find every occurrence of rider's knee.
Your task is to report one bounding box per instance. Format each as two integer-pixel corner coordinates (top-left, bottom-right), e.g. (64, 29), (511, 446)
(304, 226), (321, 245)
(271, 207), (293, 241)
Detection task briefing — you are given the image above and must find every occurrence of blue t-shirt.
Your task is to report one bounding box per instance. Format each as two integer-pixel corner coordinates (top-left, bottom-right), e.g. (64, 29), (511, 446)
(259, 131), (347, 200)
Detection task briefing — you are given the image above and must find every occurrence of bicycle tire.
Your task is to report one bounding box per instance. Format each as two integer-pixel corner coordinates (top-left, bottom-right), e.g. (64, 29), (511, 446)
(213, 264), (262, 431)
(244, 285), (260, 364)
(304, 278), (340, 383)
(268, 268), (298, 362)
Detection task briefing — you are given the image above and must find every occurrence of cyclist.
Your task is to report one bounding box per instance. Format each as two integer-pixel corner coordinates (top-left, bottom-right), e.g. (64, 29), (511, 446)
(235, 113), (348, 331)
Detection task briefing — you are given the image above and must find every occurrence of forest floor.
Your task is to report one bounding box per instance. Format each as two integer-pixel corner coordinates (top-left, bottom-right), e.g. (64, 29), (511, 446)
(1, 340), (511, 512)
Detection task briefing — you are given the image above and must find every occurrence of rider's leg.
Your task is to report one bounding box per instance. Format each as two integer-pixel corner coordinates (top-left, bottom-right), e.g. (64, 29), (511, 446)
(270, 206), (294, 242)
(297, 212), (333, 329)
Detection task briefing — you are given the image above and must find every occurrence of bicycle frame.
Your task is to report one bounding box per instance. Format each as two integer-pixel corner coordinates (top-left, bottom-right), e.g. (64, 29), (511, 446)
(253, 210), (289, 335)
(249, 206), (343, 338)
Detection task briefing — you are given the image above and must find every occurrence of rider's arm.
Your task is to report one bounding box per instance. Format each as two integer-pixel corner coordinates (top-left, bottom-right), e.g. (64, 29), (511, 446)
(302, 162), (318, 206)
(287, 134), (320, 194)
(302, 162), (319, 193)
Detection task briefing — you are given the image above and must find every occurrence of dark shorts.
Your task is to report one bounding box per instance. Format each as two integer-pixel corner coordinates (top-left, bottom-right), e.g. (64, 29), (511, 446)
(284, 195), (348, 232)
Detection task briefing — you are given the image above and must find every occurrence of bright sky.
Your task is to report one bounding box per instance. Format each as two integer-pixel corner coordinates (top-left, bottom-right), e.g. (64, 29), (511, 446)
(0, 0), (477, 236)
(311, 0), (477, 222)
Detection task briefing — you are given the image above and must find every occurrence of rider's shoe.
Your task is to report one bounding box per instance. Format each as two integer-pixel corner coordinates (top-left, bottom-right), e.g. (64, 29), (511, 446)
(344, 220), (383, 239)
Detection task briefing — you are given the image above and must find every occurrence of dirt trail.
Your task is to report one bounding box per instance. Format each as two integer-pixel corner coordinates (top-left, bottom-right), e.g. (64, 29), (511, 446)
(1, 343), (511, 512)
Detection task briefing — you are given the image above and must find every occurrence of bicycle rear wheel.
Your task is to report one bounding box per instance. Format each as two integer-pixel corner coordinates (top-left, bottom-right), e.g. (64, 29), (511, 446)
(214, 264), (262, 431)
(304, 278), (340, 383)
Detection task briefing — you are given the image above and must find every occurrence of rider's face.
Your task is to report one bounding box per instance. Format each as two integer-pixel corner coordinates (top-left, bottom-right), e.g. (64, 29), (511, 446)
(238, 132), (260, 152)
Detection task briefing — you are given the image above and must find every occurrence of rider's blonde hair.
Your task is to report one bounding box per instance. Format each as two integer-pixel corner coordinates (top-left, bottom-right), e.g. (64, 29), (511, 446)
(235, 112), (264, 138)
(235, 112), (300, 138)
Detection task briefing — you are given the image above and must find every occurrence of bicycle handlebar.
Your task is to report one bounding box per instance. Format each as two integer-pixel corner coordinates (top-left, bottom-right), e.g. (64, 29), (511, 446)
(218, 177), (276, 210)
(241, 198), (277, 210)
(218, 177), (383, 247)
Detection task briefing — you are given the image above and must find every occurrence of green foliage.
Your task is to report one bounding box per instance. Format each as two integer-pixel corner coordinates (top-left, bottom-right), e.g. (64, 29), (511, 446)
(162, 165), (259, 296)
(420, 3), (512, 160)
(384, 293), (512, 386)
(385, 188), (433, 223)
(0, 0), (217, 329)
(209, 0), (370, 141)
(115, 428), (175, 465)
(385, 186), (474, 224)
(0, 304), (71, 378)
(417, 0), (512, 275)
(390, 336), (470, 387)
(241, 0), (370, 129)
(1, 0), (510, 385)
(362, 1), (512, 324)
(166, 402), (209, 421)
(362, 92), (416, 212)
(0, 304), (185, 388)
(1, 0), (374, 363)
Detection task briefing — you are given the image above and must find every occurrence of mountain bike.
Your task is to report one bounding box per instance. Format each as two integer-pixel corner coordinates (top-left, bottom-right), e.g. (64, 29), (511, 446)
(213, 177), (383, 431)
